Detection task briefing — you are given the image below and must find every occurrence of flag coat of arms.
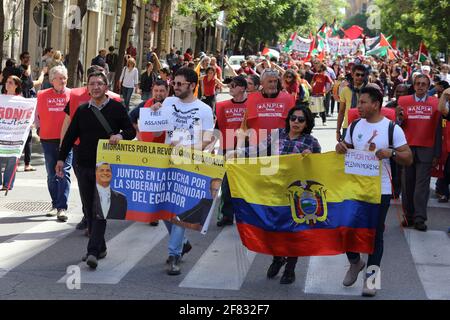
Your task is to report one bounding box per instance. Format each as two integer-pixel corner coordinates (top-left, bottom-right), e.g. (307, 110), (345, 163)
(226, 152), (381, 257)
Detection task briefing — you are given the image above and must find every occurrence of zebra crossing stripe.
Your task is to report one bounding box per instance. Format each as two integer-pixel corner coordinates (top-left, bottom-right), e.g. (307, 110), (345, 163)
(0, 217), (75, 278)
(303, 254), (364, 296)
(179, 226), (257, 290)
(58, 222), (167, 285)
(404, 229), (450, 300)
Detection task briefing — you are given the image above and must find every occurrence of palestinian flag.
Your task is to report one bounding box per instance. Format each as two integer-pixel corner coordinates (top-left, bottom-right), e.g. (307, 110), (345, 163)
(283, 32), (298, 52)
(262, 47), (280, 59)
(418, 41), (433, 63)
(366, 33), (396, 59)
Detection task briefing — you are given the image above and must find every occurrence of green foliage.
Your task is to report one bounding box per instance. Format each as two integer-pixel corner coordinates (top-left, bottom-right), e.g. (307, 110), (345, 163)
(176, 0), (347, 47)
(375, 0), (450, 53)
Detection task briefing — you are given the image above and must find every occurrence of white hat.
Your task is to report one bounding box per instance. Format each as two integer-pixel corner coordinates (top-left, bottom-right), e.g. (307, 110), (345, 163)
(305, 62), (312, 67)
(421, 65), (431, 72)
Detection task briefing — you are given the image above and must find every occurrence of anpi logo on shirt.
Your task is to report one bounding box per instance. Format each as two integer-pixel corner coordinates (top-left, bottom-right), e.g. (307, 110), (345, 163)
(224, 107), (246, 118)
(256, 103), (284, 113)
(407, 105), (432, 117)
(287, 180), (328, 225)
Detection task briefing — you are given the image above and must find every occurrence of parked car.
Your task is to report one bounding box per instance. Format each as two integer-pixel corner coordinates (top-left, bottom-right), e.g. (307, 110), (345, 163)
(223, 55), (245, 78)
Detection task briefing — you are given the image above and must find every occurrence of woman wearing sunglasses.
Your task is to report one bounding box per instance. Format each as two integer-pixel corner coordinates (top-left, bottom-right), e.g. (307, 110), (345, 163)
(228, 104), (321, 284)
(282, 69), (300, 101)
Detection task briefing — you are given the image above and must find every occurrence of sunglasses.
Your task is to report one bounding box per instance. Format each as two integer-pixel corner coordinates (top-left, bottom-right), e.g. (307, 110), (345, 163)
(354, 73), (365, 77)
(289, 115), (306, 123)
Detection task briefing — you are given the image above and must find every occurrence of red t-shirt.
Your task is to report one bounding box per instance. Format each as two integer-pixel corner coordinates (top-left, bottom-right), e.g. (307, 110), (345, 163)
(312, 73), (332, 96)
(184, 53), (193, 62)
(203, 77), (216, 97)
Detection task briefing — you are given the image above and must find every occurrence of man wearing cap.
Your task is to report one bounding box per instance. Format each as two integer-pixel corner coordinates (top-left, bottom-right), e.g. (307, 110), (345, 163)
(215, 76), (248, 226)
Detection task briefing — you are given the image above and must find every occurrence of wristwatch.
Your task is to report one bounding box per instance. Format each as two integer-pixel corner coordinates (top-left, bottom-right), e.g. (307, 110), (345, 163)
(391, 149), (396, 158)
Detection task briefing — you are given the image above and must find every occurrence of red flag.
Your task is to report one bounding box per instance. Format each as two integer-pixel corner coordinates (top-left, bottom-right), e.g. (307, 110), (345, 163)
(342, 25), (364, 40)
(391, 36), (397, 50)
(317, 50), (325, 62)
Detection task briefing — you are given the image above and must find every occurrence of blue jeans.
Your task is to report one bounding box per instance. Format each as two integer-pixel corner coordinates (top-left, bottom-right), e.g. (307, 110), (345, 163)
(163, 220), (188, 257)
(0, 157), (17, 189)
(41, 141), (72, 210)
(346, 194), (391, 267)
(121, 86), (134, 109)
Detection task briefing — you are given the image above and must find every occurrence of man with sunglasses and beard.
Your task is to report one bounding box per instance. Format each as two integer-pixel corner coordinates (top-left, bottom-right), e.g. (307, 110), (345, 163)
(337, 64), (368, 142)
(150, 67), (215, 275)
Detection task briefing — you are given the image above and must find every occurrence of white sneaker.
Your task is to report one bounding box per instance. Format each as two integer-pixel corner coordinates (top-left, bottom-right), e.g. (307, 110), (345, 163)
(46, 208), (57, 217)
(343, 259), (366, 287)
(57, 209), (68, 222)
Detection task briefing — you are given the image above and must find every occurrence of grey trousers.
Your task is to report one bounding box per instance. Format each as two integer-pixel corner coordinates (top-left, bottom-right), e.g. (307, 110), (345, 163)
(401, 147), (434, 223)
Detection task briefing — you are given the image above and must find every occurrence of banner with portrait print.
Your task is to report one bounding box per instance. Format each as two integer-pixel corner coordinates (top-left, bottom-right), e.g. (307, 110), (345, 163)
(96, 140), (226, 234)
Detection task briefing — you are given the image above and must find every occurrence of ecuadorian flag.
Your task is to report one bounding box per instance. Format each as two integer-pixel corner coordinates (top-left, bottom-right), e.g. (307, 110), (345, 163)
(226, 152), (381, 257)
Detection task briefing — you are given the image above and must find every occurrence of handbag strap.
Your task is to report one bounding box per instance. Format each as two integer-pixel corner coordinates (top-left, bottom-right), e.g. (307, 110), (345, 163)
(90, 105), (114, 136)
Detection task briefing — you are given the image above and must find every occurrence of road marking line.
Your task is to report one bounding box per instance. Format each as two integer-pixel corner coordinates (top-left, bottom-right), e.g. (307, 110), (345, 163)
(404, 229), (450, 300)
(58, 222), (167, 285)
(303, 254), (363, 296)
(179, 226), (256, 290)
(0, 217), (76, 278)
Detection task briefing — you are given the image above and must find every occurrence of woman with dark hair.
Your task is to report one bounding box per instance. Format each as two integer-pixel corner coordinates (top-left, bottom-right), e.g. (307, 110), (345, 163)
(1, 76), (23, 190)
(200, 66), (223, 109)
(246, 74), (260, 93)
(229, 105), (321, 284)
(282, 69), (300, 101)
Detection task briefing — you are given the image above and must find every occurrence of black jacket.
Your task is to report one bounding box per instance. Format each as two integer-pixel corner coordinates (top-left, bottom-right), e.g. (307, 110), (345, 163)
(140, 71), (157, 92)
(58, 99), (136, 168)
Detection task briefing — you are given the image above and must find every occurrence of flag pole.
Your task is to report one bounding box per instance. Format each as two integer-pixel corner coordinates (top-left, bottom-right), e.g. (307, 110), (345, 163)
(4, 158), (19, 196)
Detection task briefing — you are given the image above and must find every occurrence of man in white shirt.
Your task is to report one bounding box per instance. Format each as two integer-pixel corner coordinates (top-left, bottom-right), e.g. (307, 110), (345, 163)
(152, 67), (214, 275)
(336, 84), (412, 297)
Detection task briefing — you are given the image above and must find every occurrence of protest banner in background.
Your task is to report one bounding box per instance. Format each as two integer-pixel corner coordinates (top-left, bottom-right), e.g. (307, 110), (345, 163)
(291, 36), (313, 53)
(226, 152), (381, 257)
(96, 140), (226, 233)
(0, 96), (36, 158)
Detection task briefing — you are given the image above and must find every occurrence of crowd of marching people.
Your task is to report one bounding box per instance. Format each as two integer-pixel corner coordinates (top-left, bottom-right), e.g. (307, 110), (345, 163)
(1, 40), (450, 297)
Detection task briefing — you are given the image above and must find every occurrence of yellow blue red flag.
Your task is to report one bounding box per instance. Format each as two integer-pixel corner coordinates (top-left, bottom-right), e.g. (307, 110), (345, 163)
(226, 152), (381, 256)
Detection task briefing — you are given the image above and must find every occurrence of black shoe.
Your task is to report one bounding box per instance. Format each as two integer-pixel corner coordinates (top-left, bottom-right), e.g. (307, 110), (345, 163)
(217, 216), (233, 227)
(167, 256), (181, 275)
(267, 258), (286, 278)
(280, 269), (296, 284)
(149, 221), (159, 226)
(86, 255), (98, 269)
(182, 241), (192, 257)
(76, 217), (88, 230)
(438, 195), (449, 203)
(414, 221), (427, 232)
(82, 251), (107, 262)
